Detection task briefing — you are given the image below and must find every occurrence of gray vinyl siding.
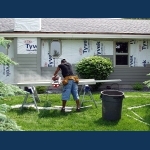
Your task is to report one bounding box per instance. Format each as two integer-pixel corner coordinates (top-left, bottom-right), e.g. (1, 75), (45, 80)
(101, 66), (150, 89)
(36, 38), (41, 75)
(108, 66), (150, 84)
(14, 38), (41, 80)
(16, 54), (37, 73)
(41, 65), (150, 89)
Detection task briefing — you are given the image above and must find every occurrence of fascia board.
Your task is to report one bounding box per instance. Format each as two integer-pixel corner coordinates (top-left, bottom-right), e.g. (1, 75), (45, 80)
(0, 33), (150, 39)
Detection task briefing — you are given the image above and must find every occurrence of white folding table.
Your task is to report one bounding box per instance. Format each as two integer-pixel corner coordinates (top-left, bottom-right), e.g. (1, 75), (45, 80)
(15, 79), (122, 112)
(79, 79), (122, 108)
(15, 81), (53, 112)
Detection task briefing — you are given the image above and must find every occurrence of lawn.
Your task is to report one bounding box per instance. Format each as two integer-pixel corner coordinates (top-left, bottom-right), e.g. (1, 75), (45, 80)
(0, 91), (150, 131)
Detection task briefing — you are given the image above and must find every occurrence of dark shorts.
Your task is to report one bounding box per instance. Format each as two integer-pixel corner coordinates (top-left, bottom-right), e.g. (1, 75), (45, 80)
(62, 80), (79, 100)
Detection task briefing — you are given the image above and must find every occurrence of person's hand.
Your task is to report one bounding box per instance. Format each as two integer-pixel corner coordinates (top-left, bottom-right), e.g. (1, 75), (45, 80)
(52, 75), (59, 81)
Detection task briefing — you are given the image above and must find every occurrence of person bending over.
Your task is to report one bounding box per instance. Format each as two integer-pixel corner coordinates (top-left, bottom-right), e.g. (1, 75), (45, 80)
(52, 59), (80, 112)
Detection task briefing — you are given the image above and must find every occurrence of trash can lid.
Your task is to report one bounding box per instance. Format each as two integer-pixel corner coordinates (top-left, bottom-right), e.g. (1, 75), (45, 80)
(101, 90), (124, 96)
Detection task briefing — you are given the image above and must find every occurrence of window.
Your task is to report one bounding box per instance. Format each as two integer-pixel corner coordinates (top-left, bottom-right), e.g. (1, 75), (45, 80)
(50, 40), (61, 58)
(115, 42), (128, 65)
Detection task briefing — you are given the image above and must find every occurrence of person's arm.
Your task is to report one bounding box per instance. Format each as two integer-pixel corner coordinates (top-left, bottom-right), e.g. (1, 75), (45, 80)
(53, 67), (60, 77)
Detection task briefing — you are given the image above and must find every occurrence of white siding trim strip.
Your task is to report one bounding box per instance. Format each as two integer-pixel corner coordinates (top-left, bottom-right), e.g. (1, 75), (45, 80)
(1, 33), (150, 39)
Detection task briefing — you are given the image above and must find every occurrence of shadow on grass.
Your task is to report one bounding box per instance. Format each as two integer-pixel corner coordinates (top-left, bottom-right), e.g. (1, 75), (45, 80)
(10, 107), (38, 115)
(12, 107), (72, 117)
(38, 107), (89, 118)
(38, 109), (74, 118)
(94, 117), (120, 126)
(9, 106), (91, 119)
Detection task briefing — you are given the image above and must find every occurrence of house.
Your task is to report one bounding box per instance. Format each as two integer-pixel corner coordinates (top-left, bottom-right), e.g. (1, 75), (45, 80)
(0, 18), (150, 89)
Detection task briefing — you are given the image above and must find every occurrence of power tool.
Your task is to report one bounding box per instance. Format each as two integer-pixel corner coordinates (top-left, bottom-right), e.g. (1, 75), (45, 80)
(52, 75), (61, 88)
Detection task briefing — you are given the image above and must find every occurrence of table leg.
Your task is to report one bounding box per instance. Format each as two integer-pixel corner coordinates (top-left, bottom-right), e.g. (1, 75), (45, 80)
(31, 94), (39, 113)
(21, 86), (40, 112)
(21, 92), (29, 111)
(32, 86), (40, 102)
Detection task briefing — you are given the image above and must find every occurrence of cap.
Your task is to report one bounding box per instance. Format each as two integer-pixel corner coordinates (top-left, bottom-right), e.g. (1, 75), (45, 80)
(61, 59), (66, 63)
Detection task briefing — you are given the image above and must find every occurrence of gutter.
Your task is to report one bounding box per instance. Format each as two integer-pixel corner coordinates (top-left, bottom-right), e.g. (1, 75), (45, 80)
(0, 33), (150, 39)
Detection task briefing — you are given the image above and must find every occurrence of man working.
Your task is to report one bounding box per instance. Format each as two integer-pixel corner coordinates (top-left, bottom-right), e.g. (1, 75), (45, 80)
(52, 59), (80, 112)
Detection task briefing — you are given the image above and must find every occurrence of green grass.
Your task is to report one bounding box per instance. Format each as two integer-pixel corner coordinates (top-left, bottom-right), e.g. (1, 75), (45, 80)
(1, 91), (150, 131)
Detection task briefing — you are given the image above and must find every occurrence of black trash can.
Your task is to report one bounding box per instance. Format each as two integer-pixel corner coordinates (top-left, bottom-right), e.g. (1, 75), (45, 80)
(100, 90), (124, 121)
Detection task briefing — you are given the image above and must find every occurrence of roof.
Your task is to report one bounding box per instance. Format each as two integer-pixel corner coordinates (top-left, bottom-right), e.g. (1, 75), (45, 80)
(0, 18), (150, 34)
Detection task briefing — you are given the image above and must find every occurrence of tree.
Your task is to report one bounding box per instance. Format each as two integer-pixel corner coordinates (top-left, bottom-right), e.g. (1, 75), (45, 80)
(0, 37), (26, 98)
(0, 52), (17, 65)
(0, 37), (17, 65)
(0, 37), (25, 131)
(143, 73), (150, 88)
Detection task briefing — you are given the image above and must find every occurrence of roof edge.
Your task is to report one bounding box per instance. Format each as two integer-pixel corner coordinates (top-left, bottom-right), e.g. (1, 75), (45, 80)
(0, 33), (150, 39)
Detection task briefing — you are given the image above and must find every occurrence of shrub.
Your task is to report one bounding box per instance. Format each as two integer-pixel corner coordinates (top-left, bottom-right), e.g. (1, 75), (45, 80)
(75, 56), (113, 90)
(36, 86), (47, 94)
(132, 82), (144, 91)
(0, 81), (26, 99)
(0, 104), (22, 131)
(143, 73), (150, 88)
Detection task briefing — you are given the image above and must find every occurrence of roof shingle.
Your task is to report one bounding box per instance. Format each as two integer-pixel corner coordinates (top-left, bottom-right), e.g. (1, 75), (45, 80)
(0, 18), (150, 34)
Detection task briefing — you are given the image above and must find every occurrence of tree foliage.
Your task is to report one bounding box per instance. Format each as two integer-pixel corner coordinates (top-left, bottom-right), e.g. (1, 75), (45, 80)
(0, 81), (26, 98)
(0, 37), (24, 131)
(143, 73), (150, 88)
(0, 104), (22, 131)
(0, 52), (17, 65)
(0, 37), (11, 49)
(0, 38), (17, 65)
(0, 37), (25, 98)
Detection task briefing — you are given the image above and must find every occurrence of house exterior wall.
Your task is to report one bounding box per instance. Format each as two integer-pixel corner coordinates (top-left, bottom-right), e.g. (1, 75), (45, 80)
(41, 39), (150, 89)
(129, 40), (150, 67)
(41, 39), (113, 67)
(0, 40), (15, 83)
(41, 39), (150, 67)
(1, 37), (150, 89)
(14, 37), (41, 82)
(107, 66), (150, 89)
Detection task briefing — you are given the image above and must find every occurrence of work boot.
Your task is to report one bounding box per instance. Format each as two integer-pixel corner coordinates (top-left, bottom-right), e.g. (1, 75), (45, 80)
(60, 108), (65, 113)
(76, 108), (80, 112)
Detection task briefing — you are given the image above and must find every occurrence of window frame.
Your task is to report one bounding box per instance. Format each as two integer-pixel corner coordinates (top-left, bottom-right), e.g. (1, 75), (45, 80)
(49, 39), (62, 58)
(114, 41), (130, 67)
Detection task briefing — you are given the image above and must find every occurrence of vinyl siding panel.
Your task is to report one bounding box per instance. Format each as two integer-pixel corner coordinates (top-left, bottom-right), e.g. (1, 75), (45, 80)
(41, 66), (150, 89)
(16, 54), (37, 73)
(107, 67), (150, 88)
